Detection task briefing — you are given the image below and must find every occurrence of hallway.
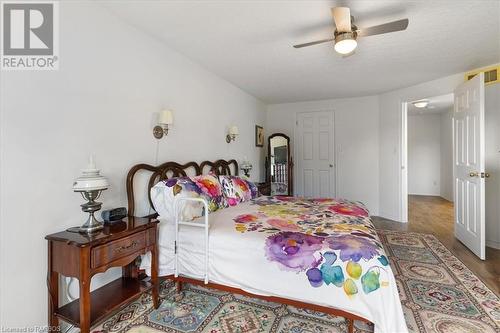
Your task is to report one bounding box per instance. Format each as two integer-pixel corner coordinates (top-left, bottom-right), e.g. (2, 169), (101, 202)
(373, 195), (500, 295)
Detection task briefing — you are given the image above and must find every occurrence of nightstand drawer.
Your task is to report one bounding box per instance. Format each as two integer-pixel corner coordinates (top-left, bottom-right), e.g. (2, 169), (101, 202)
(91, 231), (146, 268)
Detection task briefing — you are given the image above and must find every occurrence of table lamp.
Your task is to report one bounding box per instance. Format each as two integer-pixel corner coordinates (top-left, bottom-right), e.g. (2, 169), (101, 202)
(240, 157), (253, 177)
(72, 155), (109, 233)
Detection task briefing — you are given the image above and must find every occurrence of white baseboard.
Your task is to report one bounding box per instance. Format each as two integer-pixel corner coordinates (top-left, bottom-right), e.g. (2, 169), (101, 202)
(486, 239), (500, 250)
(377, 211), (405, 223)
(408, 192), (441, 197)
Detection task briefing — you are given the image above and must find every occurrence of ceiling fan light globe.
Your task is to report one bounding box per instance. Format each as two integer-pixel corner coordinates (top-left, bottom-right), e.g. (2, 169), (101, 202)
(334, 32), (357, 54)
(334, 39), (357, 54)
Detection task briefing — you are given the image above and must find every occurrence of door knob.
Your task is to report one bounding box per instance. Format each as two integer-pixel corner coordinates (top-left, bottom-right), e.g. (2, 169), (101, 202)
(329, 164), (334, 168)
(469, 172), (479, 177)
(481, 172), (490, 178)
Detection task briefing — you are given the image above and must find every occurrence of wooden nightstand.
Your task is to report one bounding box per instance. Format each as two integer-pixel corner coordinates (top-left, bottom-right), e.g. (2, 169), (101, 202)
(45, 216), (159, 333)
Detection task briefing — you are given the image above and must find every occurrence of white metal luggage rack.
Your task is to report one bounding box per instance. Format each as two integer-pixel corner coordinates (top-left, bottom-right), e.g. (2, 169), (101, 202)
(173, 197), (210, 284)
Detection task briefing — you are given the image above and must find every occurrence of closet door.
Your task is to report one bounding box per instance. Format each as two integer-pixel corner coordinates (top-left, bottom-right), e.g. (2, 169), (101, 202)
(295, 111), (335, 198)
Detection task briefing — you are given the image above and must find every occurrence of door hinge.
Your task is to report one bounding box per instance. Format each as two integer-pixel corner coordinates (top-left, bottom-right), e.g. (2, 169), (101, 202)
(296, 120), (298, 126)
(174, 241), (177, 254)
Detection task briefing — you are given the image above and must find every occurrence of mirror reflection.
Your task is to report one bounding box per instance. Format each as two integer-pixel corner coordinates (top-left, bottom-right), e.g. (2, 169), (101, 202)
(267, 133), (293, 195)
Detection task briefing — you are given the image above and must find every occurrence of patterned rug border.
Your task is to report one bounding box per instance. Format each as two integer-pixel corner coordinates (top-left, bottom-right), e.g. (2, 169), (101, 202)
(377, 229), (500, 326)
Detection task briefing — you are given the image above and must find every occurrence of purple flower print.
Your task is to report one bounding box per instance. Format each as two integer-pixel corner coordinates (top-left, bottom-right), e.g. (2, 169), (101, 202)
(183, 181), (203, 195)
(306, 268), (323, 287)
(265, 232), (324, 272)
(165, 178), (179, 187)
(164, 177), (202, 194)
(327, 234), (380, 262)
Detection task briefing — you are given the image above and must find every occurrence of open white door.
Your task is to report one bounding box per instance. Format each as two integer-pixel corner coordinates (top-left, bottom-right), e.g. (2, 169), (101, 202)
(453, 73), (486, 260)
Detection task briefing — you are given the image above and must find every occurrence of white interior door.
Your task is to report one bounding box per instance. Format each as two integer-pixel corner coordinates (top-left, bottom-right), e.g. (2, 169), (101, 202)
(295, 111), (335, 197)
(453, 73), (486, 260)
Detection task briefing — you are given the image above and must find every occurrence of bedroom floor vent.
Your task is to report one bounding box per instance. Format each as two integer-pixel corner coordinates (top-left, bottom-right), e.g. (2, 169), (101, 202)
(465, 66), (499, 85)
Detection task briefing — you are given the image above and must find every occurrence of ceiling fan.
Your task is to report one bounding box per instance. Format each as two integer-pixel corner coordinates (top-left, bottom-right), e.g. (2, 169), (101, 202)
(293, 7), (409, 55)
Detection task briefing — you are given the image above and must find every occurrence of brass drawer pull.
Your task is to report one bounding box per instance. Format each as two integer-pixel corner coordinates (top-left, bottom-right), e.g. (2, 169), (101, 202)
(115, 240), (139, 252)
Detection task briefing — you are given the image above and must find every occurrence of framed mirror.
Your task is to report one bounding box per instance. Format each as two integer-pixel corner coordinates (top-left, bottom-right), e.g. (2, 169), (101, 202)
(266, 133), (293, 196)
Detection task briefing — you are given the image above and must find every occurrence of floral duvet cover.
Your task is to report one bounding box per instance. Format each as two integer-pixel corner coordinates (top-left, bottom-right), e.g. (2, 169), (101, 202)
(141, 196), (408, 333)
(234, 196), (390, 295)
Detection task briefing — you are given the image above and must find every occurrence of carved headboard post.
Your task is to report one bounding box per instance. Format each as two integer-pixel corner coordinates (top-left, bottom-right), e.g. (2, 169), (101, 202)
(126, 159), (238, 218)
(200, 159), (239, 176)
(126, 163), (157, 218)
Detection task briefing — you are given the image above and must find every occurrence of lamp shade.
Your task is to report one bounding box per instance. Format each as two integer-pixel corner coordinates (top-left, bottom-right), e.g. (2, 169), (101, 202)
(159, 110), (173, 125)
(229, 125), (239, 135)
(73, 156), (109, 191)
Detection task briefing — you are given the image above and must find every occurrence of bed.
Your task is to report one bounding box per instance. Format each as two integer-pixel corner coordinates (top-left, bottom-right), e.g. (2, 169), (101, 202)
(126, 159), (407, 333)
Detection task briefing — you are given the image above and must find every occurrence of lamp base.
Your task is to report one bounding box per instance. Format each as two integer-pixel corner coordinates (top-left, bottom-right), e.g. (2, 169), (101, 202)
(74, 190), (105, 234)
(79, 212), (104, 233)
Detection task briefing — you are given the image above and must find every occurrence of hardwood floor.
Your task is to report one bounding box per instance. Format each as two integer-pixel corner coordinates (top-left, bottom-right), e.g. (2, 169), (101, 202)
(373, 195), (500, 295)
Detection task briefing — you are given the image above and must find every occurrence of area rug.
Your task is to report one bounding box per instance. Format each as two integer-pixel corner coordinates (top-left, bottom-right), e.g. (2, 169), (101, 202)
(93, 230), (500, 333)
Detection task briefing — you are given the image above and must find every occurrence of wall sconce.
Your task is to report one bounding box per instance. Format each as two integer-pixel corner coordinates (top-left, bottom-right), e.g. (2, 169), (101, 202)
(226, 125), (239, 143)
(153, 110), (173, 139)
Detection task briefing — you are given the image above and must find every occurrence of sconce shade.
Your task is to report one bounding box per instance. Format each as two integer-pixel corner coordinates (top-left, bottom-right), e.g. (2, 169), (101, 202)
(159, 110), (173, 125)
(229, 126), (239, 136)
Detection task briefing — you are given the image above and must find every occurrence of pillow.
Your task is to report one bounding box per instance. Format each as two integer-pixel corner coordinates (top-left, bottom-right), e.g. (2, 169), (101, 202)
(219, 175), (252, 206)
(245, 179), (259, 199)
(150, 177), (205, 222)
(191, 174), (227, 212)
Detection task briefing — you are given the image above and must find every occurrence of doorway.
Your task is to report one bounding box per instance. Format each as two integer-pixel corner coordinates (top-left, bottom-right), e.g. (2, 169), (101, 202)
(402, 93), (455, 223)
(399, 74), (500, 261)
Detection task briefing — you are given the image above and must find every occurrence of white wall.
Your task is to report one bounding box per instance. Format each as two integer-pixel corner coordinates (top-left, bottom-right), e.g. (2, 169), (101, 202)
(485, 84), (500, 249)
(440, 108), (454, 202)
(267, 96), (380, 215)
(408, 114), (441, 196)
(0, 2), (266, 327)
(407, 109), (454, 200)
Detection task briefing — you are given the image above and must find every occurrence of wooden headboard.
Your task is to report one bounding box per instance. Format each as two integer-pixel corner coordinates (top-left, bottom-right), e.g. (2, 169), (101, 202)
(126, 159), (238, 217)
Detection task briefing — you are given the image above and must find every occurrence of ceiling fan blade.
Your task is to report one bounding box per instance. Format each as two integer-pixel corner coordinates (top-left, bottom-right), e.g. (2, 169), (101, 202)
(332, 7), (351, 33)
(293, 38), (334, 48)
(358, 18), (409, 37)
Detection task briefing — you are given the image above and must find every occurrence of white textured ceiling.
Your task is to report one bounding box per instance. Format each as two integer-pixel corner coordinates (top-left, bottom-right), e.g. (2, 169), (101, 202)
(408, 93), (454, 115)
(104, 1), (500, 103)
